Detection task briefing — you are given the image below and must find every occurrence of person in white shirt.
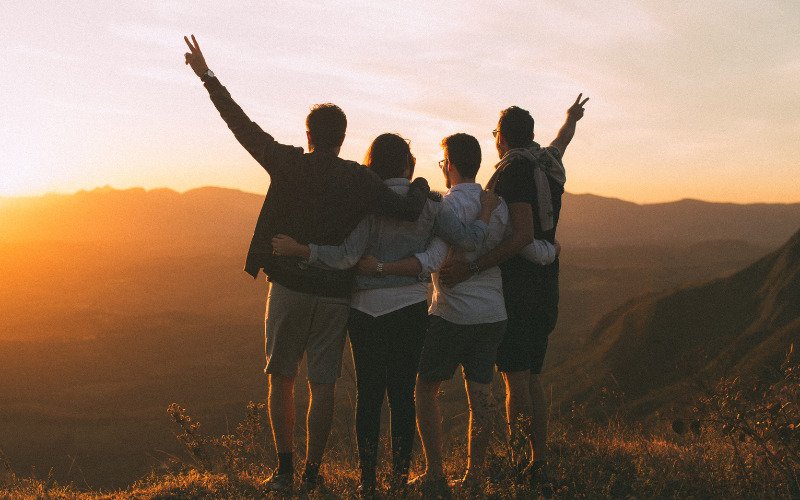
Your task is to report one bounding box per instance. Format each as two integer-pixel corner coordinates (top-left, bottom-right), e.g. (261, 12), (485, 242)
(367, 133), (557, 494)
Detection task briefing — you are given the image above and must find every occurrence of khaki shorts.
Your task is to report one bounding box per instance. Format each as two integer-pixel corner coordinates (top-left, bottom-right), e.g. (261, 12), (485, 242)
(264, 281), (350, 384)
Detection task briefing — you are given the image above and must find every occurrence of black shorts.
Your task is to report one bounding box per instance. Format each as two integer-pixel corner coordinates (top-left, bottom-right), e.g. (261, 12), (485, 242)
(496, 258), (559, 374)
(418, 316), (507, 384)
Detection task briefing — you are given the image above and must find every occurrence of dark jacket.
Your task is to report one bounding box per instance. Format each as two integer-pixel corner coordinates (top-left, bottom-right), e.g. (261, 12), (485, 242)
(202, 76), (429, 297)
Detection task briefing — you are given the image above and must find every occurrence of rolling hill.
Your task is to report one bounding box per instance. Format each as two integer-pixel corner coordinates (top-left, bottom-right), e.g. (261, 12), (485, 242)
(550, 227), (800, 416)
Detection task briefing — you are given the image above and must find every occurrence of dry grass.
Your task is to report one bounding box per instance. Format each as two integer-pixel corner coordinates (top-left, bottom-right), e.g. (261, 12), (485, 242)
(2, 349), (796, 499)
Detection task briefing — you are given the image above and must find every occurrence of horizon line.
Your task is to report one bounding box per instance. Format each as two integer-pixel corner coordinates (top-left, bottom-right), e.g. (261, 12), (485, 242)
(2, 184), (800, 208)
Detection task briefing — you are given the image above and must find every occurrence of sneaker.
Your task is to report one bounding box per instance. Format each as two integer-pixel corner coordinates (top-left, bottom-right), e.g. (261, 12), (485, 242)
(300, 472), (328, 493)
(409, 473), (450, 498)
(263, 470), (293, 493)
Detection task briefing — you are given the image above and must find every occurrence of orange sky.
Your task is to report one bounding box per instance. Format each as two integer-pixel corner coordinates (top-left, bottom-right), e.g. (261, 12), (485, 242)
(2, 1), (798, 203)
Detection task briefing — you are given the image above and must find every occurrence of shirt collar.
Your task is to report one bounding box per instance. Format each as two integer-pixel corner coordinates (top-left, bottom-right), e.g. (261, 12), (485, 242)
(499, 140), (542, 162)
(447, 182), (482, 194)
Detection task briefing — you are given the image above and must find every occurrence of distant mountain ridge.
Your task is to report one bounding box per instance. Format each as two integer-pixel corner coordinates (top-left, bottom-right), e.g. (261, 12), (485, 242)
(2, 186), (799, 249)
(551, 226), (800, 416)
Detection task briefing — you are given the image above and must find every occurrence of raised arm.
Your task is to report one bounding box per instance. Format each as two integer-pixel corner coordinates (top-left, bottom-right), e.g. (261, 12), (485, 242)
(549, 93), (589, 156)
(183, 34), (301, 176)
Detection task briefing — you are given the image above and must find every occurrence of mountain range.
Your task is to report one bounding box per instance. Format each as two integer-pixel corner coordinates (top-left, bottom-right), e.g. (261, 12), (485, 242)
(3, 186), (799, 248)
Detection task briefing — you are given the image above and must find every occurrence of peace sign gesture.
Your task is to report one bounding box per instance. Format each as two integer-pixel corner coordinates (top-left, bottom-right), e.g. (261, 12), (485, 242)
(567, 93), (590, 122)
(183, 34), (209, 78)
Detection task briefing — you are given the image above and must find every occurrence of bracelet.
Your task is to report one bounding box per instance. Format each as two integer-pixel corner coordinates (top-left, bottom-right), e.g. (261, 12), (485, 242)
(376, 262), (384, 277)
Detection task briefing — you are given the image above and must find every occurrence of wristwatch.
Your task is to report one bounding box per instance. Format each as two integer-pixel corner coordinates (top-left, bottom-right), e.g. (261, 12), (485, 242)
(468, 261), (480, 275)
(376, 262), (385, 277)
(200, 69), (215, 81)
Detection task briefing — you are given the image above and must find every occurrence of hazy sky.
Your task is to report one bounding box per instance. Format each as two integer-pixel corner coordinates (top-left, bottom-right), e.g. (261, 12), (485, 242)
(2, 1), (798, 203)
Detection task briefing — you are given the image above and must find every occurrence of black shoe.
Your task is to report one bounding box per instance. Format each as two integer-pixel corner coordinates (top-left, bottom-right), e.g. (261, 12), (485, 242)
(409, 473), (450, 498)
(300, 472), (328, 493)
(263, 469), (294, 493)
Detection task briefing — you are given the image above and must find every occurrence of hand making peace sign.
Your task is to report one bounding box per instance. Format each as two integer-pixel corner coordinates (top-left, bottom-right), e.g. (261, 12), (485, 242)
(567, 93), (590, 122)
(183, 34), (209, 78)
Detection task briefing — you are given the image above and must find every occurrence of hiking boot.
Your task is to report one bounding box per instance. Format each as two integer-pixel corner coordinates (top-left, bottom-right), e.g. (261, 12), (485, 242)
(410, 473), (450, 498)
(263, 470), (293, 493)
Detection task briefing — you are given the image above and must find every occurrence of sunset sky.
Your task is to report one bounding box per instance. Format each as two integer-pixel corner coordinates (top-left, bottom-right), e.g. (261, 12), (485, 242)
(2, 1), (798, 203)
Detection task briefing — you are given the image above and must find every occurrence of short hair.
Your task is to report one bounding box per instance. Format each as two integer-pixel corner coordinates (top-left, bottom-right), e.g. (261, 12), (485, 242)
(498, 106), (534, 148)
(441, 133), (481, 179)
(306, 103), (347, 150)
(364, 133), (416, 181)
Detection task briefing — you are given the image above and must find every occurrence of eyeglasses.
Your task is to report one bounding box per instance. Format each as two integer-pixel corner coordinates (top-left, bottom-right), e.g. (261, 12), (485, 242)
(492, 129), (498, 138)
(438, 159), (447, 169)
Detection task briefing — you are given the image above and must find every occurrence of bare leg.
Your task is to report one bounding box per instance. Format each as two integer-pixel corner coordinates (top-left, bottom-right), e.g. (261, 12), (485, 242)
(306, 381), (335, 465)
(464, 379), (492, 479)
(529, 374), (548, 464)
(415, 377), (444, 478)
(502, 370), (534, 463)
(268, 373), (296, 454)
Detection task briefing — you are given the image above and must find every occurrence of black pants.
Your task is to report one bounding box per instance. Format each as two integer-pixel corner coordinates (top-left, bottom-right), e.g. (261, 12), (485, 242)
(347, 301), (427, 482)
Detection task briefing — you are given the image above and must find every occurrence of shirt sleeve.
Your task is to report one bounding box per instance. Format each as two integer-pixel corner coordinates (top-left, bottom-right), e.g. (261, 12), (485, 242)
(203, 76), (303, 177)
(308, 218), (371, 269)
(544, 145), (562, 160)
(498, 158), (537, 206)
(518, 239), (557, 265)
(414, 237), (450, 274)
(432, 202), (488, 251)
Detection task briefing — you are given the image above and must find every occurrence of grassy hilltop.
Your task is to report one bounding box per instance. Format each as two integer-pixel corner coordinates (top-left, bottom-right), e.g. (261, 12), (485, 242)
(3, 347), (798, 498)
(1, 188), (799, 498)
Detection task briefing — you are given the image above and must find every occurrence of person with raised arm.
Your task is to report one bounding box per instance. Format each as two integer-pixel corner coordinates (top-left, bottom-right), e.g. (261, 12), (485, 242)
(439, 96), (588, 494)
(182, 35), (433, 493)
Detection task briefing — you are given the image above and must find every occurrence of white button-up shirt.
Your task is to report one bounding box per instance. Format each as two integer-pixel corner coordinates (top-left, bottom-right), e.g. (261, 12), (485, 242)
(415, 183), (509, 325)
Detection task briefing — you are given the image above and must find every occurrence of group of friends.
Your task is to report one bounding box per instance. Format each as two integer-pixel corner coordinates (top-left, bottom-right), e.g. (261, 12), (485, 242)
(184, 35), (588, 496)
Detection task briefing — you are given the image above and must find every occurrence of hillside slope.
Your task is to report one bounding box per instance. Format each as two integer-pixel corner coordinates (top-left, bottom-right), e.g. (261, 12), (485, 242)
(550, 227), (800, 415)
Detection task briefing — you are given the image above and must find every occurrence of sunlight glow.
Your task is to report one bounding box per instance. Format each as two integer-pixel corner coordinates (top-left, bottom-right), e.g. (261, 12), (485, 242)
(2, 1), (798, 202)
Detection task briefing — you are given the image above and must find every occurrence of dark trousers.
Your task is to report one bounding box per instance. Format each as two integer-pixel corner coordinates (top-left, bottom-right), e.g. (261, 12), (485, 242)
(347, 301), (427, 482)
